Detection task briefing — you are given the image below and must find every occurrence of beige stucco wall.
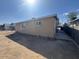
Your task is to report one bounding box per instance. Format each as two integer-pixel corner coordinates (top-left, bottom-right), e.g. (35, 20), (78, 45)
(15, 16), (57, 38)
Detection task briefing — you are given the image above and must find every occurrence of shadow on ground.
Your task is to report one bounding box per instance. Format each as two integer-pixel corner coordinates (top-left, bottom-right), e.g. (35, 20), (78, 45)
(7, 32), (79, 59)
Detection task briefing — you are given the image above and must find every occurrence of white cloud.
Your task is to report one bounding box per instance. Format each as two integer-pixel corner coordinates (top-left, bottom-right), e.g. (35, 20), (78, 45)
(76, 9), (79, 11)
(64, 12), (69, 16)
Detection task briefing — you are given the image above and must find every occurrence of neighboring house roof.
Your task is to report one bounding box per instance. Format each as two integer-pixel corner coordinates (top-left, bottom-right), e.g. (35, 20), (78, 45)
(5, 24), (15, 27)
(69, 19), (79, 23)
(5, 24), (11, 27)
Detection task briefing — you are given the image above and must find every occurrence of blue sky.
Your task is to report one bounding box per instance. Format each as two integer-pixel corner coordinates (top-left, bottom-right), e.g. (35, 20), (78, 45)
(0, 0), (79, 24)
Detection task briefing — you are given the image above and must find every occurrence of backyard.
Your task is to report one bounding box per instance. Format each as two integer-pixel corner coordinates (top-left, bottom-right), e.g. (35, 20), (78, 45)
(0, 31), (79, 59)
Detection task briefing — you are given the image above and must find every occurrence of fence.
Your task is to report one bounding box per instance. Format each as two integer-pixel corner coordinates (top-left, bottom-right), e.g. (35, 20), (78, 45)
(62, 26), (79, 45)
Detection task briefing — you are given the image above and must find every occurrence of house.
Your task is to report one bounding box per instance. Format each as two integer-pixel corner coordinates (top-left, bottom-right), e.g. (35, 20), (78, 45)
(15, 15), (59, 38)
(69, 19), (79, 30)
(5, 23), (15, 30)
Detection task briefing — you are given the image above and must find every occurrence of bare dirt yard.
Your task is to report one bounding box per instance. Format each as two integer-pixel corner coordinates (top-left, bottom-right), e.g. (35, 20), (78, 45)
(0, 31), (46, 59)
(0, 31), (79, 59)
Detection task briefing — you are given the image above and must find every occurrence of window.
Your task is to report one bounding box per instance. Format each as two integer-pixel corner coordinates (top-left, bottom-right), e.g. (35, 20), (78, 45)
(35, 21), (41, 25)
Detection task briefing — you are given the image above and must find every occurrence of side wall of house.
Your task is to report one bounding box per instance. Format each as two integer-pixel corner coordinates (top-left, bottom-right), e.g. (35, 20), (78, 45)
(15, 16), (57, 38)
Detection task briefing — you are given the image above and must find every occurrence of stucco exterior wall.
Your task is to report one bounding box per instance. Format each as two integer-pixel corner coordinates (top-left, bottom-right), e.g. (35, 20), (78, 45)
(15, 16), (57, 38)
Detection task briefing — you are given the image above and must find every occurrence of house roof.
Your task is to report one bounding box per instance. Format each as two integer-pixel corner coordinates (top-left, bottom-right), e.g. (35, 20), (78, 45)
(16, 15), (59, 24)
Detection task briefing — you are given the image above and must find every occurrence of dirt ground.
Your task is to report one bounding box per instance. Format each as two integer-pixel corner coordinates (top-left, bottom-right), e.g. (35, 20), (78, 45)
(0, 31), (46, 59)
(0, 31), (15, 36)
(0, 31), (79, 59)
